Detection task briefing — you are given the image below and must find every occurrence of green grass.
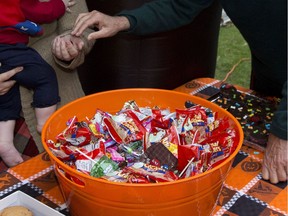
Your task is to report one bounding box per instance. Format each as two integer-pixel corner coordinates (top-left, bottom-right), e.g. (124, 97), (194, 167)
(215, 23), (251, 88)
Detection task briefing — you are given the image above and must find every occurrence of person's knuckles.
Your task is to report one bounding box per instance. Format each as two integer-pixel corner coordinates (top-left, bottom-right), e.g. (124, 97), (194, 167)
(269, 167), (279, 184)
(261, 163), (271, 179)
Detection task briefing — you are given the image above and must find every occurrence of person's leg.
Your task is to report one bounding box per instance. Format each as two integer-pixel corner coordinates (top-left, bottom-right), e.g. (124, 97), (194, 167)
(0, 45), (59, 160)
(35, 105), (57, 133)
(11, 46), (60, 134)
(0, 47), (24, 167)
(0, 120), (23, 167)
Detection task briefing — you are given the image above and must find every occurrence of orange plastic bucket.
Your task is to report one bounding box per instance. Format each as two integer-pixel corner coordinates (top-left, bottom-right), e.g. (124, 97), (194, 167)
(42, 88), (243, 216)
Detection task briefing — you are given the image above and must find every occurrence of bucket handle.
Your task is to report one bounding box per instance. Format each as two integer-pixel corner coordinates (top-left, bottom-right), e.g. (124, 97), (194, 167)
(54, 164), (86, 188)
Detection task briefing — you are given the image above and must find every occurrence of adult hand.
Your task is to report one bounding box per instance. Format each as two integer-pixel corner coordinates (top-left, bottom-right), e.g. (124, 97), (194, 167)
(71, 10), (130, 41)
(262, 133), (288, 184)
(0, 67), (23, 95)
(51, 34), (84, 61)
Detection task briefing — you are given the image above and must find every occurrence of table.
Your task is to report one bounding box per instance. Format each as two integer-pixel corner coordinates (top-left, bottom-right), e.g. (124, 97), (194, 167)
(0, 78), (287, 216)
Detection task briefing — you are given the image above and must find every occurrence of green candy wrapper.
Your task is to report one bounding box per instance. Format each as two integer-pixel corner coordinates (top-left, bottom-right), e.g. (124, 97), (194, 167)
(90, 154), (119, 178)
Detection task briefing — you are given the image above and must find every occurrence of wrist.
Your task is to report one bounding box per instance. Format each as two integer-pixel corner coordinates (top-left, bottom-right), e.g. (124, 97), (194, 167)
(116, 16), (131, 32)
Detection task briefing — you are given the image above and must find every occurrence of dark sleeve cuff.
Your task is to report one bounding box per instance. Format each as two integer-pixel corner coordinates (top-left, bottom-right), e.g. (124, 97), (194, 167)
(270, 82), (287, 140)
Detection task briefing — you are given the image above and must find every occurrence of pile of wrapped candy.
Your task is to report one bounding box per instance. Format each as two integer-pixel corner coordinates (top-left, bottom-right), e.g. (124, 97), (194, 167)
(46, 100), (239, 183)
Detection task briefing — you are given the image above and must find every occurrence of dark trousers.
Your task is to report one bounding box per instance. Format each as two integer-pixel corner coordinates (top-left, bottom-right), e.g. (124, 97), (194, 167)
(0, 43), (60, 121)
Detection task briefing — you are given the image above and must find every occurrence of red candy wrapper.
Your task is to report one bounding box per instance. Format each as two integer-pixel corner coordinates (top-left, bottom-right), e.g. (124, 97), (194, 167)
(103, 112), (144, 144)
(177, 144), (201, 171)
(56, 116), (93, 147)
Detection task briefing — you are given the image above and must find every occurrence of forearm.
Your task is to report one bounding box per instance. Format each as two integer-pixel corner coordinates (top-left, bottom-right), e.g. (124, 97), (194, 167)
(117, 0), (213, 35)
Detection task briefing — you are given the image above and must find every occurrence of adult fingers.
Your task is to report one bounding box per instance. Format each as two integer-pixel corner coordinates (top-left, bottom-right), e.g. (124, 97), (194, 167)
(59, 39), (72, 61)
(0, 67), (23, 81)
(262, 161), (279, 184)
(70, 36), (84, 51)
(86, 28), (116, 41)
(262, 147), (279, 184)
(51, 37), (61, 57)
(65, 40), (79, 59)
(52, 36), (82, 61)
(277, 165), (288, 182)
(0, 80), (16, 95)
(0, 67), (23, 95)
(74, 12), (88, 25)
(264, 162), (288, 183)
(261, 164), (270, 180)
(261, 134), (287, 184)
(268, 167), (279, 184)
(72, 11), (100, 36)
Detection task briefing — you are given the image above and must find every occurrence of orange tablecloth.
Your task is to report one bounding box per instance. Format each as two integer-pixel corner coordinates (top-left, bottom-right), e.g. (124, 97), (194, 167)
(0, 78), (287, 216)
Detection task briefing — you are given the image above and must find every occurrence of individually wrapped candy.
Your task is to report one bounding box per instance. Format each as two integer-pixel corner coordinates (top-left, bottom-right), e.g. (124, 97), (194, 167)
(57, 117), (93, 147)
(145, 142), (178, 171)
(90, 153), (119, 178)
(119, 140), (144, 159)
(106, 146), (125, 162)
(103, 113), (144, 144)
(122, 163), (179, 183)
(46, 100), (238, 183)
